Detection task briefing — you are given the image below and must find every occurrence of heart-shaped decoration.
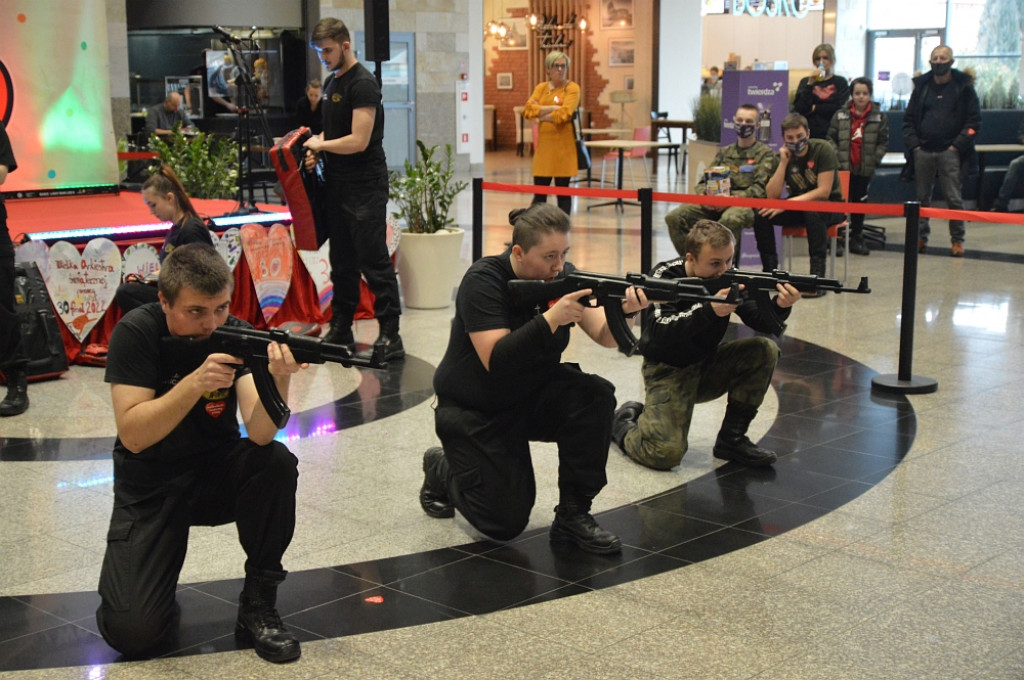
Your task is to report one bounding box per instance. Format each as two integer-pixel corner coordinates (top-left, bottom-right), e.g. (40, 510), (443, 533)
(121, 242), (160, 280)
(45, 238), (122, 342)
(297, 240), (333, 314)
(215, 227), (243, 271)
(240, 223), (294, 323)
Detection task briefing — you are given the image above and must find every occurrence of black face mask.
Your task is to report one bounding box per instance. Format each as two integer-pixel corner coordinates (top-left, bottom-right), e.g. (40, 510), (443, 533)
(931, 62), (952, 77)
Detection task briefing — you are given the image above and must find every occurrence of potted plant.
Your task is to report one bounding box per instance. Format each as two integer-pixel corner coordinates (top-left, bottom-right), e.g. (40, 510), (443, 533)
(149, 125), (238, 199)
(389, 140), (468, 309)
(687, 95), (723, 192)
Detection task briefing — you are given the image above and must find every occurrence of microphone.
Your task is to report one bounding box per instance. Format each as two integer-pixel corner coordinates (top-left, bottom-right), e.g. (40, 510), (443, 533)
(212, 25), (240, 45)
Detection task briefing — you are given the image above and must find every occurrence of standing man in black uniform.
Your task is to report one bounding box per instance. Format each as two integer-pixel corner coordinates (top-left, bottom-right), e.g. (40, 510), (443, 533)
(96, 244), (303, 663)
(418, 203), (648, 554)
(303, 18), (403, 359)
(0, 120), (29, 417)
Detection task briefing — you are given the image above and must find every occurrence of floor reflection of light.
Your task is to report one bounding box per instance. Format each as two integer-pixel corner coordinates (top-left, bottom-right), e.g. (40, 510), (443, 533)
(275, 418), (338, 444)
(952, 299), (1009, 333)
(56, 474), (115, 490)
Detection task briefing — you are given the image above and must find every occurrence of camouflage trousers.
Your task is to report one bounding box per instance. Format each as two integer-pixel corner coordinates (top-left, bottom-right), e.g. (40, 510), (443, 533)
(622, 337), (779, 470)
(665, 204), (755, 256)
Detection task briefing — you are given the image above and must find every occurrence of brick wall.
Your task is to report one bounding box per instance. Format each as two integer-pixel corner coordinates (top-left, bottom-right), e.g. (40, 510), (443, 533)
(485, 46), (530, 150)
(485, 39), (612, 150)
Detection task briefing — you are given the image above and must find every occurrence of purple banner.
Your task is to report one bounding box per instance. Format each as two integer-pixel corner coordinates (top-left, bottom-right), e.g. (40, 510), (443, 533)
(720, 70), (790, 151)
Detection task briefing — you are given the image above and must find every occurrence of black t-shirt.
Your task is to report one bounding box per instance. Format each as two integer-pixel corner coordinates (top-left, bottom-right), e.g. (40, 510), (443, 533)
(784, 138), (843, 201)
(105, 304), (252, 490)
(321, 63), (386, 177)
(159, 215), (213, 263)
(295, 95), (323, 135)
(433, 250), (573, 412)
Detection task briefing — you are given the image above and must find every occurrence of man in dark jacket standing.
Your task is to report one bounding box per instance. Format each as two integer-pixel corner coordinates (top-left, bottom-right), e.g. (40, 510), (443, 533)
(902, 45), (981, 257)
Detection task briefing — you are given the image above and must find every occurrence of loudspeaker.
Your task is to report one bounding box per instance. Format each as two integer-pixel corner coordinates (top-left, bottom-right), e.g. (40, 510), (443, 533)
(363, 0), (390, 62)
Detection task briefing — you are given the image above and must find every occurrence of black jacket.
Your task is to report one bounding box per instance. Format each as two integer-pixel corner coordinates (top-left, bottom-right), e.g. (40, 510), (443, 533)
(638, 259), (791, 369)
(901, 68), (981, 181)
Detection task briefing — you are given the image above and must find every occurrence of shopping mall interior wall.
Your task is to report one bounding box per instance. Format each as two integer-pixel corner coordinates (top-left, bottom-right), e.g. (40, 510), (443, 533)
(702, 11), (823, 76)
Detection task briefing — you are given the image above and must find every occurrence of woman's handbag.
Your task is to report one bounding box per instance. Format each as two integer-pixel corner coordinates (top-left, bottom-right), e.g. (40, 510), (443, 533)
(573, 110), (591, 171)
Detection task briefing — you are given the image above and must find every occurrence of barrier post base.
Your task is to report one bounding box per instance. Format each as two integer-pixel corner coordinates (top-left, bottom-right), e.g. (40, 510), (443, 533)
(871, 374), (938, 395)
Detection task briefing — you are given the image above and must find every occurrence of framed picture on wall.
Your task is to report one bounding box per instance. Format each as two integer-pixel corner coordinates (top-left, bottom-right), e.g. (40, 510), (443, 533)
(498, 17), (529, 50)
(624, 76), (634, 91)
(496, 72), (513, 90)
(608, 39), (635, 67)
(601, 0), (634, 29)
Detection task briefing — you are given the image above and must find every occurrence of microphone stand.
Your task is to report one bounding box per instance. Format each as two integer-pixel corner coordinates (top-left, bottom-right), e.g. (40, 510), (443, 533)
(216, 27), (274, 215)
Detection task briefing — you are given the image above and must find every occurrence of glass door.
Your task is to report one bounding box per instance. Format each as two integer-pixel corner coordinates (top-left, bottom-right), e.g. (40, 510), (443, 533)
(354, 31), (416, 170)
(866, 29), (944, 109)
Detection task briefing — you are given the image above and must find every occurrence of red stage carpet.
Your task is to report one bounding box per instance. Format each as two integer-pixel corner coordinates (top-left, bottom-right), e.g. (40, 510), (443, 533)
(6, 192), (288, 238)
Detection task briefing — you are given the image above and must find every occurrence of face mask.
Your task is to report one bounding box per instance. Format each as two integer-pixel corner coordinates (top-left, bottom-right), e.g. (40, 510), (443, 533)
(931, 62), (952, 77)
(735, 123), (757, 139)
(785, 138), (809, 155)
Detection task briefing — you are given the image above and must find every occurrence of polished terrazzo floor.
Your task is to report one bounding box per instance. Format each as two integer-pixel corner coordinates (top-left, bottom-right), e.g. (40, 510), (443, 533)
(0, 151), (1022, 679)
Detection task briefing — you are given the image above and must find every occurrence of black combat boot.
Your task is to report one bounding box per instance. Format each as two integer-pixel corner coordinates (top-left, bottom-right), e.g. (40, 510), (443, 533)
(322, 320), (356, 352)
(0, 368), (29, 417)
(611, 401), (643, 451)
(363, 316), (404, 361)
(760, 252), (779, 273)
(804, 256), (827, 297)
(420, 447), (455, 518)
(712, 403), (777, 468)
(550, 498), (621, 554)
(236, 569), (301, 663)
(848, 234), (870, 256)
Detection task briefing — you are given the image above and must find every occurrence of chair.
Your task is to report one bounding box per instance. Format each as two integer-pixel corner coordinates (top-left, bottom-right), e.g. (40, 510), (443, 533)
(513, 106), (533, 156)
(780, 170), (851, 282)
(600, 126), (652, 188)
(651, 111), (681, 173)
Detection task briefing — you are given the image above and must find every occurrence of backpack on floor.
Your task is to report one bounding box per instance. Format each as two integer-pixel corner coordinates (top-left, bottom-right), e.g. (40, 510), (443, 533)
(11, 262), (69, 382)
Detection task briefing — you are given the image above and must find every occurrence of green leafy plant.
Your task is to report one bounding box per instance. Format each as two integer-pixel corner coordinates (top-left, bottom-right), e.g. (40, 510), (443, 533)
(691, 95), (722, 143)
(148, 125), (239, 199)
(389, 140), (468, 234)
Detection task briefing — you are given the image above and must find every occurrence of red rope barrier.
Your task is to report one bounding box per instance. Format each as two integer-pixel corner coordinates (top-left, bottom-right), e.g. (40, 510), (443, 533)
(480, 180), (634, 200)
(478, 180), (1024, 225)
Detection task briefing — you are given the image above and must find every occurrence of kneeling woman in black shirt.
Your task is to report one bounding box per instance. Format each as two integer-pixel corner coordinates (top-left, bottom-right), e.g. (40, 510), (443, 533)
(420, 202), (648, 554)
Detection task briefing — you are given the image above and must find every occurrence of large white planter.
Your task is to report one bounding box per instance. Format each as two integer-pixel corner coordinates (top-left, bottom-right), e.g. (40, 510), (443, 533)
(395, 228), (465, 309)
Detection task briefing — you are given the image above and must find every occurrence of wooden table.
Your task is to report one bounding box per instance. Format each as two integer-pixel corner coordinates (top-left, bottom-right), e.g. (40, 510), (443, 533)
(880, 145), (1024, 209)
(649, 119), (693, 174)
(575, 128), (632, 186)
(584, 139), (678, 211)
(976, 144), (1024, 209)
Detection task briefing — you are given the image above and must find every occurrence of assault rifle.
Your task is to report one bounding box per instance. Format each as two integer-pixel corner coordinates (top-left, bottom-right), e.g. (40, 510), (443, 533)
(162, 326), (388, 428)
(695, 268), (871, 335)
(701, 269), (871, 298)
(508, 270), (740, 356)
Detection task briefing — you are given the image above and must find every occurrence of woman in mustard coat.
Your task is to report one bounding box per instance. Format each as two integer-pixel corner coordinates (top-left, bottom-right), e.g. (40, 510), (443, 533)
(523, 51), (581, 214)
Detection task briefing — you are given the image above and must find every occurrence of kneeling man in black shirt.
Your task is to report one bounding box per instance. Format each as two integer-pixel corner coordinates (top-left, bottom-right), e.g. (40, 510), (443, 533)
(96, 243), (304, 663)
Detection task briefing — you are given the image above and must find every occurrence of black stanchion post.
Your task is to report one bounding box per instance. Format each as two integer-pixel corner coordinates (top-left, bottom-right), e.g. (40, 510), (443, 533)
(638, 187), (653, 329)
(472, 177), (483, 263)
(638, 188), (653, 275)
(871, 200), (938, 394)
